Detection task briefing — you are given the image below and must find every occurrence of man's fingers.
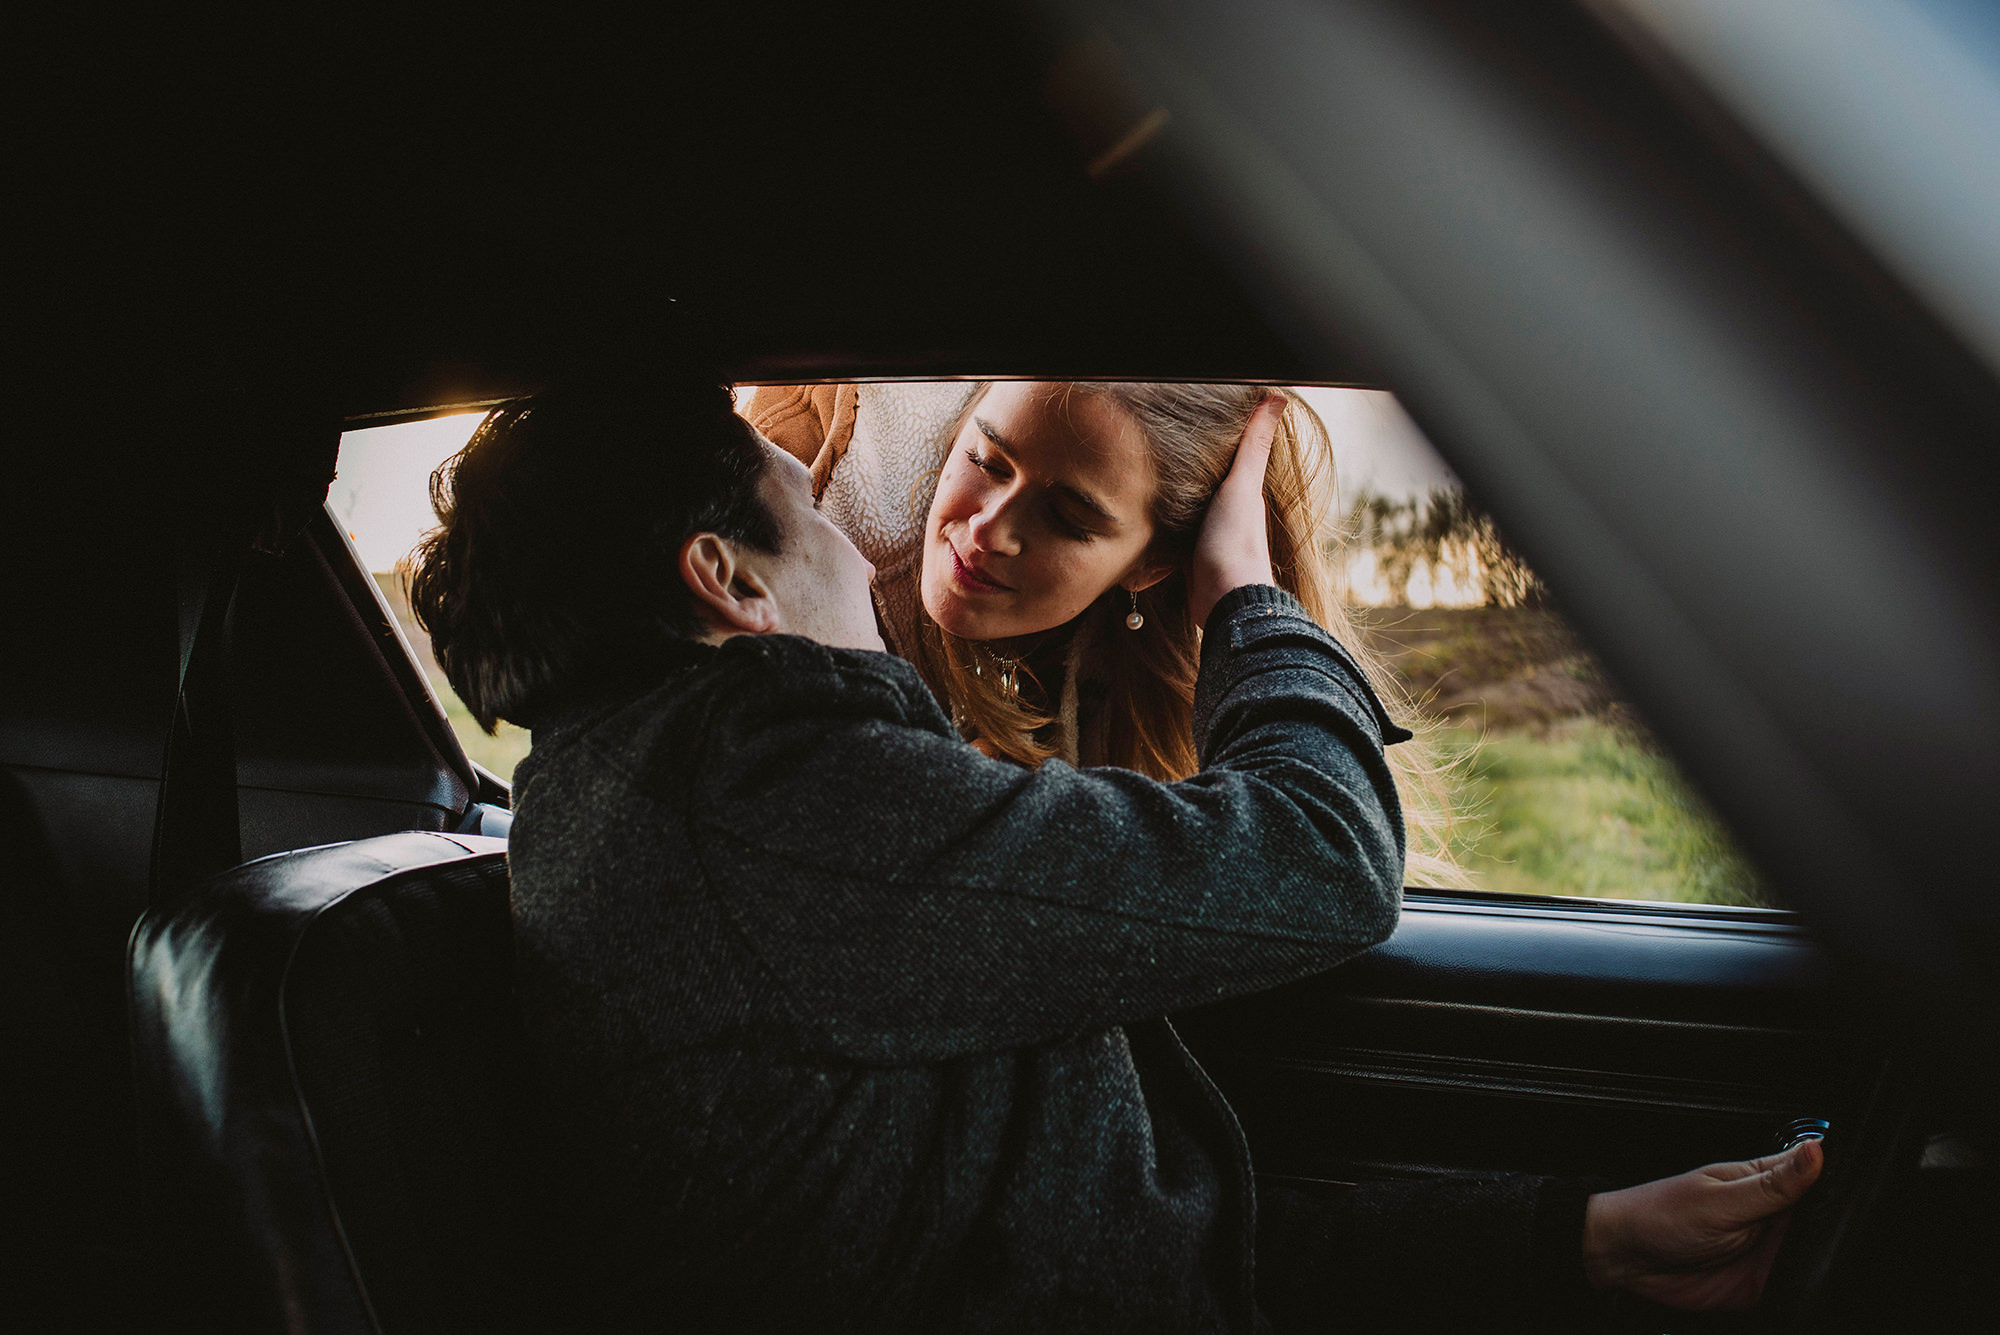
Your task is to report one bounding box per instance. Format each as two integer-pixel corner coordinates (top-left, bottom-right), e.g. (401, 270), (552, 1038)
(1717, 1139), (1823, 1218)
(1246, 395), (1285, 452)
(1187, 397), (1285, 621)
(1220, 397), (1284, 494)
(1769, 1137), (1824, 1204)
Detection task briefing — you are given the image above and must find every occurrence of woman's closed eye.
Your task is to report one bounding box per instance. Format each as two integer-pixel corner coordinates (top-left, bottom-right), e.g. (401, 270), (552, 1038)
(1048, 506), (1096, 542)
(965, 447), (1006, 478)
(966, 446), (1097, 540)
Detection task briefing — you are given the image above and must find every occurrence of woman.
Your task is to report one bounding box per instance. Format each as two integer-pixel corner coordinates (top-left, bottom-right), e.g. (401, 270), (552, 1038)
(746, 379), (1463, 884)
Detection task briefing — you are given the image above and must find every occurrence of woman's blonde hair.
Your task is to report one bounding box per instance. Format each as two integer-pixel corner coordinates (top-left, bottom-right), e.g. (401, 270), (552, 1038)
(912, 382), (1466, 888)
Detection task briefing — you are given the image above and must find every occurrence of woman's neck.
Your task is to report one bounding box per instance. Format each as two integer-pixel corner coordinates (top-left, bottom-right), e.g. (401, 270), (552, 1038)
(985, 626), (1070, 691)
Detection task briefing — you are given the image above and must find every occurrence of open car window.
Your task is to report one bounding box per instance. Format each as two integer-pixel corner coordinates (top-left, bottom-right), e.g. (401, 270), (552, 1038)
(329, 411), (534, 782)
(331, 383), (1768, 909)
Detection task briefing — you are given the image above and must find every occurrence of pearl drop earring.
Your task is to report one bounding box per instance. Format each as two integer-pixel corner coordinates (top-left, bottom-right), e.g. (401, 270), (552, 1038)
(1125, 589), (1144, 631)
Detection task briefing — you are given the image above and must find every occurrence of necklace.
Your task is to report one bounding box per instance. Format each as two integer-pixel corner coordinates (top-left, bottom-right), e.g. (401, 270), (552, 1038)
(970, 648), (1022, 696)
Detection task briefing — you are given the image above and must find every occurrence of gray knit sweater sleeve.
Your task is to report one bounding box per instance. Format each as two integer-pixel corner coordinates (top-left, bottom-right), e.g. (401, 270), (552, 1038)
(660, 583), (1407, 1063)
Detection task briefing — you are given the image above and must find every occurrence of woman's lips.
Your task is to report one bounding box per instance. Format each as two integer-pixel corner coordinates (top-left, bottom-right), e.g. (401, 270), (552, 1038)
(949, 545), (1011, 593)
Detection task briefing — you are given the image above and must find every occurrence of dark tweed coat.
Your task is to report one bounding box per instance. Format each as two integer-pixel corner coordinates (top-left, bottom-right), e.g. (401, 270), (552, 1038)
(509, 585), (1590, 1332)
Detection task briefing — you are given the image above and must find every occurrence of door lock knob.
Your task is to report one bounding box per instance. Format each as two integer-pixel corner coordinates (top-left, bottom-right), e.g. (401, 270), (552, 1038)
(1776, 1116), (1830, 1151)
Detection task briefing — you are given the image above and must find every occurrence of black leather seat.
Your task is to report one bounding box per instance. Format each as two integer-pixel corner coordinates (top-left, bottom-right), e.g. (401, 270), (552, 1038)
(129, 831), (548, 1334)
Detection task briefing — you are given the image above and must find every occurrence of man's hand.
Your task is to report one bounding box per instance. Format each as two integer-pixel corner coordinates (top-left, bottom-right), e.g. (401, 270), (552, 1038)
(1583, 1138), (1824, 1310)
(1187, 395), (1285, 627)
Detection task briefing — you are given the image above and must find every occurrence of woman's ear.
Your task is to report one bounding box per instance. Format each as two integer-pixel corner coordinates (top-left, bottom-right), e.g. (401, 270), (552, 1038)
(1122, 560), (1176, 596)
(680, 532), (781, 637)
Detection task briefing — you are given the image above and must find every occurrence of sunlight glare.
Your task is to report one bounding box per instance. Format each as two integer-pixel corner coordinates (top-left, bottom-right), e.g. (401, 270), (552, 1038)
(328, 412), (487, 573)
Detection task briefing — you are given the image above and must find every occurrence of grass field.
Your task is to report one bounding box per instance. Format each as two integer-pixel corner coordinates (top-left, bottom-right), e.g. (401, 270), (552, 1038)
(1435, 719), (1767, 905)
(1355, 605), (1772, 907)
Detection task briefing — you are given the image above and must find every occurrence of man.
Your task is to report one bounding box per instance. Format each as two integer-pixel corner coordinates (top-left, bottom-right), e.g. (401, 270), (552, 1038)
(410, 381), (1821, 1332)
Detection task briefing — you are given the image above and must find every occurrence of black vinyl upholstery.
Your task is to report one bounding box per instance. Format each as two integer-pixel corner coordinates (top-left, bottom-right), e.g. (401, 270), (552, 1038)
(129, 832), (546, 1335)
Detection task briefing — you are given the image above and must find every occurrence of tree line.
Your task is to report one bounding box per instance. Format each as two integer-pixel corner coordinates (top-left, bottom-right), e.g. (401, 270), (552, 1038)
(1338, 487), (1546, 608)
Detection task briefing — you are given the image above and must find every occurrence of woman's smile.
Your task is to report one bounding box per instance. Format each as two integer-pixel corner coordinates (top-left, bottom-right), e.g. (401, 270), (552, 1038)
(948, 544), (1014, 594)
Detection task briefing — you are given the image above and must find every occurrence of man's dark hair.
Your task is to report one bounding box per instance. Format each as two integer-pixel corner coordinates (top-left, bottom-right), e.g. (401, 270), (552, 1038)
(407, 384), (780, 733)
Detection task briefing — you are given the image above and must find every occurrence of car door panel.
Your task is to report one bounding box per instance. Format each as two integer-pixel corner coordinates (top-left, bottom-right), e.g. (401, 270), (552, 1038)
(1175, 894), (1884, 1190)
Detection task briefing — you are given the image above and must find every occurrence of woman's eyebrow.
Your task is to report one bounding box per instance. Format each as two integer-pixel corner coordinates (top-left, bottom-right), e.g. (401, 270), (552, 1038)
(1055, 482), (1116, 524)
(975, 417), (1118, 524)
(974, 417), (1012, 453)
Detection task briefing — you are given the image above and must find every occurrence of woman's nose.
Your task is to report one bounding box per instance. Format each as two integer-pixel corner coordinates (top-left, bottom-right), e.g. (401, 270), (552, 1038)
(966, 497), (1020, 555)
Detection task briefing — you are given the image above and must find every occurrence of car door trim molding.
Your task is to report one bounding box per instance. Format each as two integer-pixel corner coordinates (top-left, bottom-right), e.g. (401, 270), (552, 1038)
(1261, 1046), (1802, 1118)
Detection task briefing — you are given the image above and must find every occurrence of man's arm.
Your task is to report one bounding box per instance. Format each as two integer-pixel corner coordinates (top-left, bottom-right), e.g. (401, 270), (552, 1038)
(677, 584), (1406, 1063)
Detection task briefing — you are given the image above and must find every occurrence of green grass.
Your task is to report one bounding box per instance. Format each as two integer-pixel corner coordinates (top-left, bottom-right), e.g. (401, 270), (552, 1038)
(1439, 718), (1771, 907)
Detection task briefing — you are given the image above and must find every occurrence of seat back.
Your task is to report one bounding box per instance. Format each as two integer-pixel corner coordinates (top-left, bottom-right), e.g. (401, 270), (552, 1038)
(130, 831), (545, 1334)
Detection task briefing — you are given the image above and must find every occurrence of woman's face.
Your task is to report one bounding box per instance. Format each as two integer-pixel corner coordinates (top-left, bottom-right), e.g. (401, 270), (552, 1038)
(921, 382), (1165, 642)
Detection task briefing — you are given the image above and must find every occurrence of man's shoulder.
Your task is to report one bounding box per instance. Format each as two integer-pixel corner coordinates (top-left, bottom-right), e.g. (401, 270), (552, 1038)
(523, 636), (952, 790)
(709, 635), (944, 713)
(679, 635), (948, 731)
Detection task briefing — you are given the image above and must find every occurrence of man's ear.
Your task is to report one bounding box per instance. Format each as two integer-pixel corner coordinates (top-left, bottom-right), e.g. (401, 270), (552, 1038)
(680, 532), (781, 637)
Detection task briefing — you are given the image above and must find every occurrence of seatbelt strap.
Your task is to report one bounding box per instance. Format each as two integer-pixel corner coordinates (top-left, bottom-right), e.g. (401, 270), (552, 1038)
(145, 414), (343, 905)
(147, 539), (247, 907)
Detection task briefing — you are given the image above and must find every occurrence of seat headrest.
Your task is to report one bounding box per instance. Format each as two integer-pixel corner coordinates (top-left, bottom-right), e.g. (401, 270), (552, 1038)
(130, 831), (542, 1335)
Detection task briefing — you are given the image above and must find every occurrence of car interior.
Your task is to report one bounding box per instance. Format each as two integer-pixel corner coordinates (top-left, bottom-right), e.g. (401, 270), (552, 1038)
(12, 2), (1999, 1331)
